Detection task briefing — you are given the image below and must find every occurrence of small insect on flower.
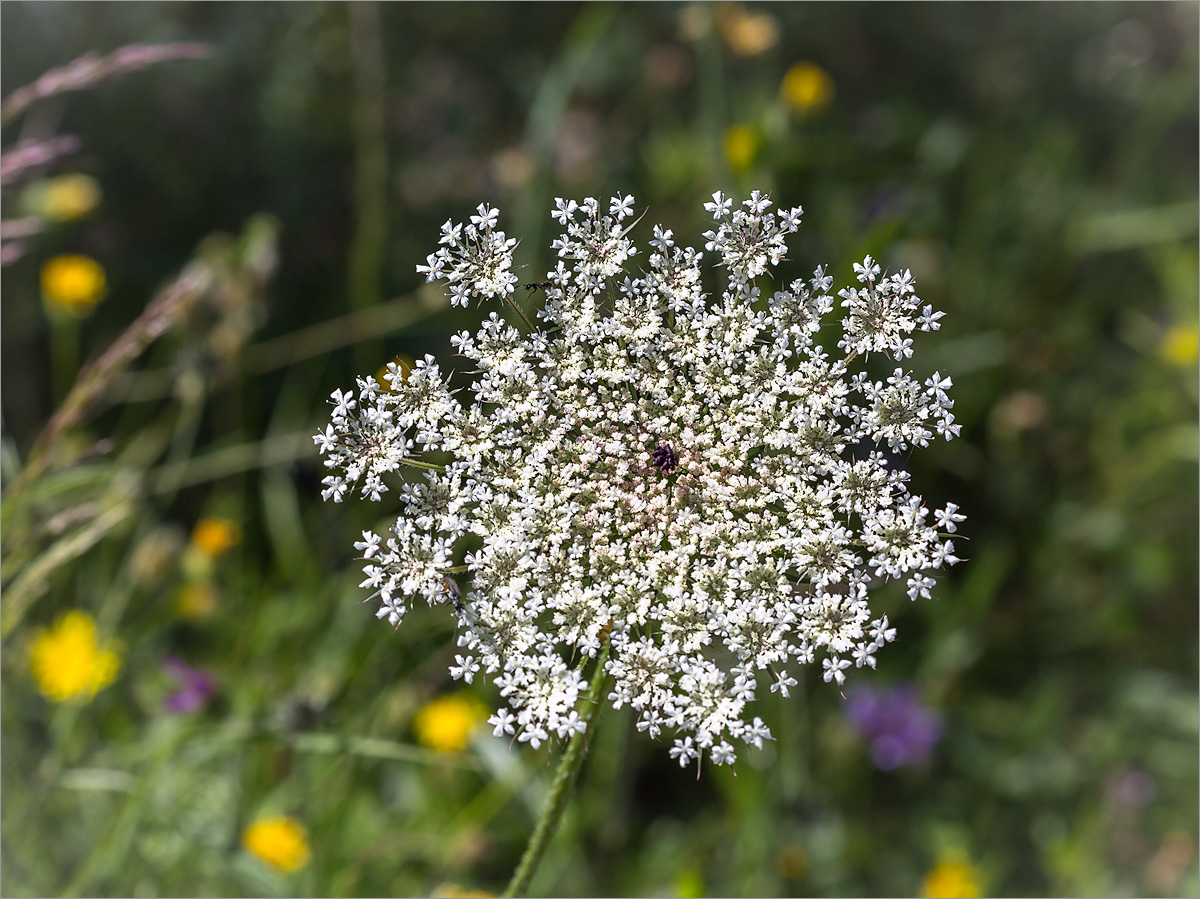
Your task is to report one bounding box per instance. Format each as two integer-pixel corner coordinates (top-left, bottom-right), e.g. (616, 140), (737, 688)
(521, 281), (554, 293)
(442, 575), (464, 615)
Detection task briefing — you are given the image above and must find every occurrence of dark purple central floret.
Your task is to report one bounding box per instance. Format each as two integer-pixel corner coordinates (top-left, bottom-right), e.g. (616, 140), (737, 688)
(651, 443), (679, 474)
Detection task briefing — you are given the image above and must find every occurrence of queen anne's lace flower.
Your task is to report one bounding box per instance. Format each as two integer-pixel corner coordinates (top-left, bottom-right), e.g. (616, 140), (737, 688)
(316, 191), (964, 767)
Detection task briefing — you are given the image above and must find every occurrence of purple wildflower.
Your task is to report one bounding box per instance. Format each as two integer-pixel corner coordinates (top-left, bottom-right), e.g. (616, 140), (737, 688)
(844, 683), (941, 770)
(163, 656), (217, 714)
(1106, 767), (1156, 809)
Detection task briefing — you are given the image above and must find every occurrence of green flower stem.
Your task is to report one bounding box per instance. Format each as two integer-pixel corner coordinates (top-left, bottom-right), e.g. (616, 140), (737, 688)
(504, 295), (538, 332)
(503, 640), (611, 898)
(347, 0), (388, 372)
(399, 457), (446, 472)
(49, 315), (80, 406)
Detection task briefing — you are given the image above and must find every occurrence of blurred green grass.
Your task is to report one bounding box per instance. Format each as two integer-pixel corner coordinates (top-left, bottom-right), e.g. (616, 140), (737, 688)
(1, 3), (1196, 897)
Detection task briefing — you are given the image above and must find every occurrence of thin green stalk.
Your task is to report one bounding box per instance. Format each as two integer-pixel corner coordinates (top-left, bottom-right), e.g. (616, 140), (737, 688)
(1, 501), (135, 639)
(49, 316), (80, 406)
(6, 264), (212, 512)
(696, 4), (727, 181)
(503, 641), (611, 898)
(347, 0), (388, 372)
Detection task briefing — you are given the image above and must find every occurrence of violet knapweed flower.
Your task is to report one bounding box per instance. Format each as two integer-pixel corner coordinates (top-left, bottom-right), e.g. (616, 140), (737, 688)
(316, 192), (965, 766)
(163, 656), (217, 714)
(845, 683), (942, 769)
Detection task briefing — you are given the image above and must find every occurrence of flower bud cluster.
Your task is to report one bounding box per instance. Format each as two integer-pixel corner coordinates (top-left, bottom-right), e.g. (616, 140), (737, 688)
(316, 191), (965, 767)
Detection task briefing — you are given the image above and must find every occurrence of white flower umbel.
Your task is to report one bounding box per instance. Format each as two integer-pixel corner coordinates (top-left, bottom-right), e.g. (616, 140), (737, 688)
(316, 192), (964, 767)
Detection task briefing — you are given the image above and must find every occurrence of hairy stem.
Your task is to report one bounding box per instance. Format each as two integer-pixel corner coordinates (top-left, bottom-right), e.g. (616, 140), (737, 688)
(503, 641), (611, 898)
(504, 295), (538, 332)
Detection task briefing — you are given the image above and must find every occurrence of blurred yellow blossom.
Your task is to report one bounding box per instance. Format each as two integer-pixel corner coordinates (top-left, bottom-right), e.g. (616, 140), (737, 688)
(1160, 322), (1199, 366)
(723, 124), (762, 173)
(716, 3), (779, 56)
(129, 527), (185, 589)
(175, 580), (220, 621)
(673, 868), (706, 898)
(491, 146), (536, 190)
(782, 61), (835, 114)
(40, 254), (107, 318)
(375, 353), (415, 393)
(920, 853), (983, 898)
(775, 844), (809, 880)
(29, 610), (121, 702)
(40, 173), (103, 222)
(431, 886), (496, 899)
(190, 517), (240, 558)
(1145, 830), (1195, 894)
(243, 815), (311, 873)
(414, 693), (489, 753)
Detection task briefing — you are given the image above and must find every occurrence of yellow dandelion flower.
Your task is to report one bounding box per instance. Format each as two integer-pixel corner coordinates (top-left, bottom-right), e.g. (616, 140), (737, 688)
(920, 854), (983, 899)
(723, 124), (762, 173)
(242, 815), (311, 873)
(1160, 322), (1199, 366)
(375, 353), (416, 393)
(175, 580), (220, 622)
(190, 517), (241, 558)
(29, 610), (121, 703)
(781, 61), (835, 115)
(414, 693), (489, 753)
(717, 3), (779, 56)
(41, 254), (106, 318)
(40, 173), (103, 222)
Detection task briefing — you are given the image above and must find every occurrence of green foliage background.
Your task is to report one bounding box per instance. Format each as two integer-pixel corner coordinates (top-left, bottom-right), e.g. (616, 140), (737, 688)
(2, 3), (1197, 896)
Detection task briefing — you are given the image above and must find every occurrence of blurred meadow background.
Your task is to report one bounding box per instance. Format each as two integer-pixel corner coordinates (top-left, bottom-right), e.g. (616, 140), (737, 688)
(1, 2), (1197, 897)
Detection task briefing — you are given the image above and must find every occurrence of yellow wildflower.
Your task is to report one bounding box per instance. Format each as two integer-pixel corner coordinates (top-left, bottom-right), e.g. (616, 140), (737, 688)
(491, 146), (536, 190)
(677, 5), (711, 42)
(1160, 322), (1199, 366)
(375, 353), (416, 393)
(39, 173), (102, 222)
(431, 886), (496, 899)
(128, 527), (184, 589)
(920, 853), (983, 899)
(414, 693), (489, 753)
(775, 844), (809, 880)
(190, 517), (240, 558)
(781, 61), (835, 115)
(717, 3), (779, 56)
(673, 868), (706, 898)
(29, 610), (121, 703)
(723, 124), (762, 173)
(40, 254), (106, 318)
(242, 815), (311, 873)
(175, 580), (220, 621)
